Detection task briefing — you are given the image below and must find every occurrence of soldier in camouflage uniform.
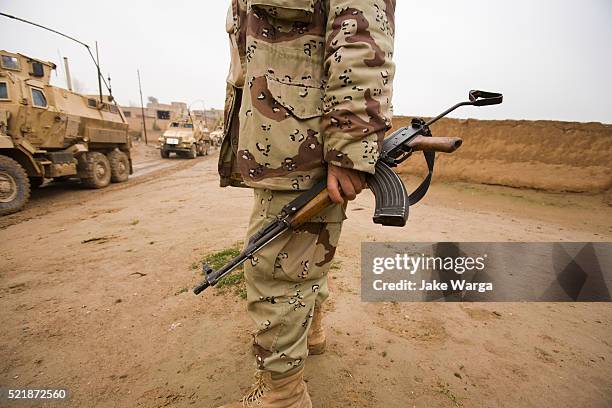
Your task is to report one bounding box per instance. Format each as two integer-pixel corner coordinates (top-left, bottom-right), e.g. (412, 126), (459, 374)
(218, 0), (395, 406)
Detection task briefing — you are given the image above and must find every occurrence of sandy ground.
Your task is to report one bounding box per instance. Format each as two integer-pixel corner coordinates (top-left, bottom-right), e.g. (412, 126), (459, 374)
(1, 142), (611, 408)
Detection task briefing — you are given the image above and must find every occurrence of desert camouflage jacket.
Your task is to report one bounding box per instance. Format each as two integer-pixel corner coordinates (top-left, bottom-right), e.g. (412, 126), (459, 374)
(219, 0), (396, 190)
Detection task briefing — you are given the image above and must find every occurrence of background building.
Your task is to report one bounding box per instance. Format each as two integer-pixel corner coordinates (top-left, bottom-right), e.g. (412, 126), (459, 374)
(120, 100), (222, 140)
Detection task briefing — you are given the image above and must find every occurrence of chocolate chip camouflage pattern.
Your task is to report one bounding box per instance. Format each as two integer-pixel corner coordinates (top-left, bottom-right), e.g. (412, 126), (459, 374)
(244, 188), (343, 375)
(220, 0), (396, 190)
(217, 0), (396, 384)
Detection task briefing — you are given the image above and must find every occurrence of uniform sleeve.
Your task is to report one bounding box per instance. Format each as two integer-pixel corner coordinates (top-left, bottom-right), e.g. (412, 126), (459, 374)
(322, 0), (396, 174)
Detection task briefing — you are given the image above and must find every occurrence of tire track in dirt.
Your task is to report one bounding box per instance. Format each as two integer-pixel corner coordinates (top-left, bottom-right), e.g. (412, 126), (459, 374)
(0, 155), (213, 230)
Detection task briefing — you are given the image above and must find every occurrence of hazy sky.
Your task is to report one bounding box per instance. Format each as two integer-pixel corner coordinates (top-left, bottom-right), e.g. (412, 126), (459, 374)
(1, 0), (611, 123)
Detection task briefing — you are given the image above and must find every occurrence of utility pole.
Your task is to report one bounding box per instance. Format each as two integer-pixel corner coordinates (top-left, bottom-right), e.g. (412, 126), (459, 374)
(201, 102), (210, 130)
(137, 69), (148, 145)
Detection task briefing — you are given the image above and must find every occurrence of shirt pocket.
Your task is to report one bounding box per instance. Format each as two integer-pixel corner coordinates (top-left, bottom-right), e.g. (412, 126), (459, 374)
(265, 74), (323, 120)
(250, 0), (315, 23)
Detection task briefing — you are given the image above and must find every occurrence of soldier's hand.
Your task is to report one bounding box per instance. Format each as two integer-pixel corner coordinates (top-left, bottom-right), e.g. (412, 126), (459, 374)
(327, 164), (367, 204)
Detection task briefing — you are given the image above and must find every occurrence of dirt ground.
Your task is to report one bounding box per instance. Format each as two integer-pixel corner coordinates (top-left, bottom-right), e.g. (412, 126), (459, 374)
(1, 142), (611, 408)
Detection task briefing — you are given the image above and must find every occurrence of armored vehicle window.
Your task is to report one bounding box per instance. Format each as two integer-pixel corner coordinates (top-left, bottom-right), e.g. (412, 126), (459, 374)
(0, 82), (8, 100)
(170, 122), (179, 127)
(87, 98), (97, 108)
(109, 104), (119, 114)
(156, 110), (170, 120)
(31, 88), (47, 108)
(1, 55), (20, 70)
(31, 61), (45, 78)
(124, 111), (132, 118)
(183, 123), (194, 129)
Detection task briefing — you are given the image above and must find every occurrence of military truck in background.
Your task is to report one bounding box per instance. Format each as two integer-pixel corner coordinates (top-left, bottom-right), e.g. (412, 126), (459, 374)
(158, 116), (211, 159)
(209, 129), (223, 147)
(0, 50), (132, 215)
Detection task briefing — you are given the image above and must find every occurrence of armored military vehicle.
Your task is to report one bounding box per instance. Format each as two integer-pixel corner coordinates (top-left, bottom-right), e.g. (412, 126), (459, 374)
(158, 116), (211, 159)
(209, 129), (223, 147)
(0, 50), (132, 215)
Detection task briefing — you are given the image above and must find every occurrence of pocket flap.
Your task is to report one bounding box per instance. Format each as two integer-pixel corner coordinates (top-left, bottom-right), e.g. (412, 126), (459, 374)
(266, 75), (323, 120)
(251, 0), (314, 22)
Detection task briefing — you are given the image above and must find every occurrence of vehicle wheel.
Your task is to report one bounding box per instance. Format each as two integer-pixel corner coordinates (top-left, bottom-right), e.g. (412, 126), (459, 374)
(188, 145), (197, 159)
(108, 150), (129, 183)
(29, 177), (44, 189)
(0, 156), (30, 216)
(80, 152), (112, 189)
(196, 144), (204, 157)
(161, 149), (170, 159)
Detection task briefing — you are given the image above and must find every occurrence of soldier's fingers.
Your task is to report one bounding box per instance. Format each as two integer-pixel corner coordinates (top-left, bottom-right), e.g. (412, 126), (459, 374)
(327, 173), (344, 204)
(338, 173), (357, 201)
(349, 171), (364, 195)
(359, 172), (367, 189)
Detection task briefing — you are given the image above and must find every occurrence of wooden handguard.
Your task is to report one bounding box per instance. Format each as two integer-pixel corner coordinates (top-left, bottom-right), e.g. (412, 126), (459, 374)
(290, 188), (333, 228)
(407, 135), (463, 153)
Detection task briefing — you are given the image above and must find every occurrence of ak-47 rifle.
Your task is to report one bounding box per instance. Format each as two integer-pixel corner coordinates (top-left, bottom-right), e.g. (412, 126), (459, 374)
(193, 90), (503, 295)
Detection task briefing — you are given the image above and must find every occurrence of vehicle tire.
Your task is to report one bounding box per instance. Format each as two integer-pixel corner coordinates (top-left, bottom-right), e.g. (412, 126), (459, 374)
(161, 149), (170, 159)
(196, 144), (204, 157)
(0, 156), (30, 216)
(108, 150), (129, 183)
(29, 177), (44, 189)
(188, 145), (197, 159)
(80, 152), (112, 189)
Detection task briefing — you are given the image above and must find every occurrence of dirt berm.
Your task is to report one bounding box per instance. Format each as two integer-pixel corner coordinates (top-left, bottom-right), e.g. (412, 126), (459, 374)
(393, 117), (612, 197)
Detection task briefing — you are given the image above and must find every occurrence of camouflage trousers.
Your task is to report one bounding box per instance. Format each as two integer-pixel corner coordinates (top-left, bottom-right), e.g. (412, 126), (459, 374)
(244, 188), (344, 377)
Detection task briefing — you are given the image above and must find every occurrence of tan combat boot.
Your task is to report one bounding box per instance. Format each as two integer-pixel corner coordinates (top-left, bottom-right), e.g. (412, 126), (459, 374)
(307, 306), (326, 355)
(219, 368), (312, 408)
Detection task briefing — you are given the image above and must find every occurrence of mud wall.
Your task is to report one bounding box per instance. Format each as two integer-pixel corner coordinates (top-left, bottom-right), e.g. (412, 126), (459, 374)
(393, 117), (612, 194)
